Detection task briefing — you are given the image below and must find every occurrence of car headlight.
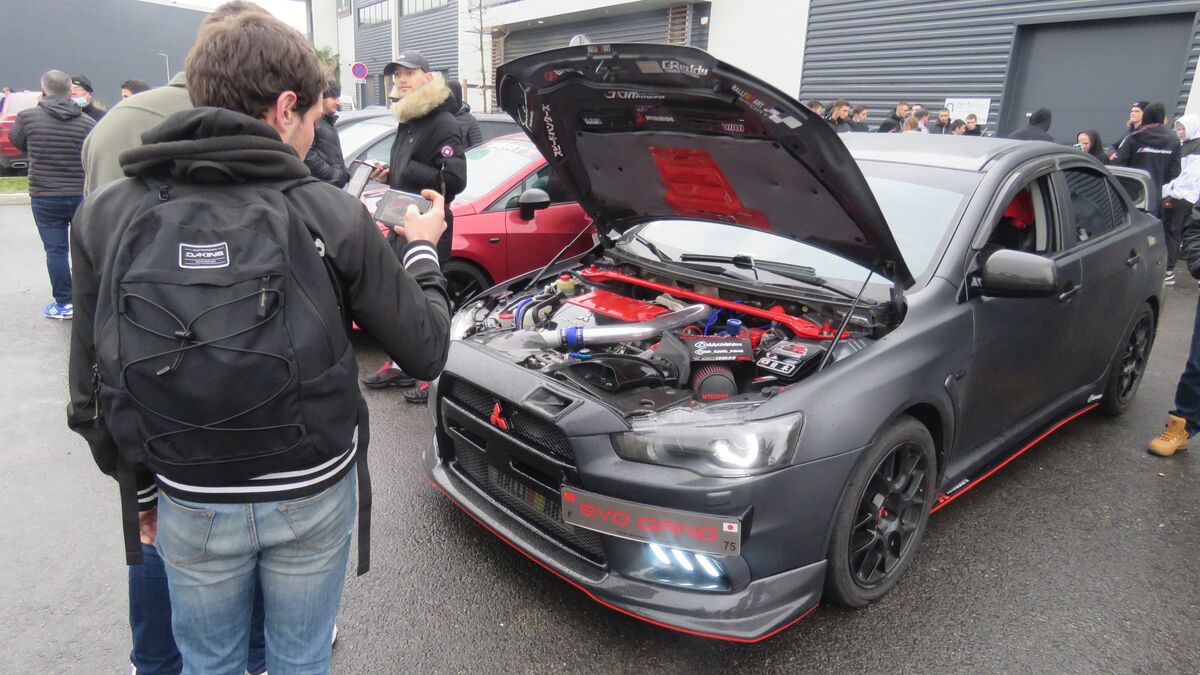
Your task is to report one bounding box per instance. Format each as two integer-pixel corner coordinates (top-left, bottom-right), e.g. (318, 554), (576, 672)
(613, 405), (802, 477)
(449, 300), (486, 340)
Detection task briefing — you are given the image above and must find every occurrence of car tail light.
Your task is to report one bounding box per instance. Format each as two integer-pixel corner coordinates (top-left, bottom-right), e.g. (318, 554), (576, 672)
(0, 120), (17, 157)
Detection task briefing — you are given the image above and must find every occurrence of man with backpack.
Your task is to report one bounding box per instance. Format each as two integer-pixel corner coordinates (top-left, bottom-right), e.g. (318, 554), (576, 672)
(66, 9), (450, 672)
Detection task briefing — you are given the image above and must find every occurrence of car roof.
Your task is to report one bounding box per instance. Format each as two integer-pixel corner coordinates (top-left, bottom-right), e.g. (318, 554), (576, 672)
(841, 133), (1062, 172)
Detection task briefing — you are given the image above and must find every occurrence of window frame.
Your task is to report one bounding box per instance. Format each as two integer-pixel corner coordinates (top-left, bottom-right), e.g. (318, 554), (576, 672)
(1055, 166), (1131, 252)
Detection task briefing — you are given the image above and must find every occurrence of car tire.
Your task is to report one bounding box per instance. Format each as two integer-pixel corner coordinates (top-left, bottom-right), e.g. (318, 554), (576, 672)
(443, 259), (491, 311)
(823, 415), (936, 608)
(1099, 303), (1156, 416)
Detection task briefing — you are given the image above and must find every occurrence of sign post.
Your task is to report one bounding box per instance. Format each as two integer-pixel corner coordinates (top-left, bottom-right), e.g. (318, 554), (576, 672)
(944, 98), (991, 125)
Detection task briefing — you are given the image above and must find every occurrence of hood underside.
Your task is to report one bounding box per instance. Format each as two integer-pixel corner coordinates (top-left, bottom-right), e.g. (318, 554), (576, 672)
(496, 43), (912, 286)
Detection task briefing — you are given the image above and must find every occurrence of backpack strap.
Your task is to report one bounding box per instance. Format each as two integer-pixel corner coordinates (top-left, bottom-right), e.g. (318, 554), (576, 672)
(276, 176), (372, 576)
(117, 456), (144, 565)
(354, 398), (372, 576)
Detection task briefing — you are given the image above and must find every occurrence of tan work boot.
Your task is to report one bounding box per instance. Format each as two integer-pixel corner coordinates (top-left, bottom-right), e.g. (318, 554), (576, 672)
(1148, 414), (1189, 457)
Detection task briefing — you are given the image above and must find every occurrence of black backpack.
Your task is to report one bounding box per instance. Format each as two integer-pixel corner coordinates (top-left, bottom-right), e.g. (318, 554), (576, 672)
(96, 177), (372, 573)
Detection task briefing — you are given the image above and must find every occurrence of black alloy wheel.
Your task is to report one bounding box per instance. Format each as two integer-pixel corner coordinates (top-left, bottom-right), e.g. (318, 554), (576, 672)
(1100, 304), (1156, 416)
(849, 441), (929, 587)
(443, 260), (491, 311)
(824, 416), (936, 607)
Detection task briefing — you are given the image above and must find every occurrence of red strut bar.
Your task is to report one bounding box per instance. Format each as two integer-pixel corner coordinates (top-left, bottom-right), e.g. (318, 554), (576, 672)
(578, 265), (839, 340)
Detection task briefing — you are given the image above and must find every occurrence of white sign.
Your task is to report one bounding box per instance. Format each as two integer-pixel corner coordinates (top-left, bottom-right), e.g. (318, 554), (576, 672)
(944, 98), (991, 125)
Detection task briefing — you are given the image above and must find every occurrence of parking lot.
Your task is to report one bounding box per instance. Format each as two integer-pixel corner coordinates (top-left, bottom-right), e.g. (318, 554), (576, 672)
(0, 202), (1196, 673)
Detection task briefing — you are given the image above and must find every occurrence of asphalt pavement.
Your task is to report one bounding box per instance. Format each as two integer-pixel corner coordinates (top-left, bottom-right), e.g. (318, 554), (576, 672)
(0, 203), (1196, 673)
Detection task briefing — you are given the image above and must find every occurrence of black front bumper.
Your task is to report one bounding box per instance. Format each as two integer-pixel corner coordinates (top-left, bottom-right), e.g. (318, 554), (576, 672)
(422, 343), (864, 641)
(424, 434), (825, 642)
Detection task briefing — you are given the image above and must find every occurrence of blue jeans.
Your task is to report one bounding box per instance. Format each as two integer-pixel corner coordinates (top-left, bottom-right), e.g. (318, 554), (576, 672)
(129, 544), (266, 674)
(29, 195), (80, 304)
(156, 472), (355, 675)
(1173, 296), (1200, 436)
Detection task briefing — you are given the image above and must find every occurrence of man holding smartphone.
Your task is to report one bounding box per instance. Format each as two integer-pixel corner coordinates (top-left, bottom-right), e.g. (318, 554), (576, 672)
(364, 50), (466, 403)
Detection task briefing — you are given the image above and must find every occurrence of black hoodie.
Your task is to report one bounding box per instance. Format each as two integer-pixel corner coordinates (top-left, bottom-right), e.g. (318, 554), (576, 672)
(9, 96), (95, 196)
(1116, 123), (1181, 216)
(1008, 108), (1054, 143)
(67, 107), (450, 511)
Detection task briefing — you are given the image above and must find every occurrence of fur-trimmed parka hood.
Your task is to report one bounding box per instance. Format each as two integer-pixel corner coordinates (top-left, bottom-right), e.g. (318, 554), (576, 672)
(391, 74), (455, 123)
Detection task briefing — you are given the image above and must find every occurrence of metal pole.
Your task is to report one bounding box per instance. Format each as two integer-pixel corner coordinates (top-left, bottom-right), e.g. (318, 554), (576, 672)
(157, 53), (171, 83)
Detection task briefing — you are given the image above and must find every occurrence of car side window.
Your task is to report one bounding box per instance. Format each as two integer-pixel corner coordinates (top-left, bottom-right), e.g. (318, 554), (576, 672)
(1062, 169), (1123, 248)
(983, 177), (1055, 257)
(497, 166), (574, 210)
(357, 133), (395, 165)
(1106, 178), (1131, 225)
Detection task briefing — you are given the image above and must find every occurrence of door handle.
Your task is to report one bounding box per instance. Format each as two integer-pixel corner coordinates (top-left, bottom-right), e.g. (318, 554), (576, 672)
(1058, 285), (1081, 302)
(489, 237), (501, 244)
(1125, 252), (1142, 267)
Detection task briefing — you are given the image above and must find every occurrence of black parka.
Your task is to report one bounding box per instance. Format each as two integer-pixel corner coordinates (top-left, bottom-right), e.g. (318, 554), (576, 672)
(10, 96), (94, 196)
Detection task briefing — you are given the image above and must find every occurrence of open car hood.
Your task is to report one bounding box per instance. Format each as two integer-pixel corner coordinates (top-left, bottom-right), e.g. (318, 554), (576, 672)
(496, 44), (912, 286)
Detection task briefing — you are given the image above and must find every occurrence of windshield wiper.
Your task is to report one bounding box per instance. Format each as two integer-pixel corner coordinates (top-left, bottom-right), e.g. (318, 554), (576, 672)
(677, 253), (857, 300)
(632, 236), (748, 280)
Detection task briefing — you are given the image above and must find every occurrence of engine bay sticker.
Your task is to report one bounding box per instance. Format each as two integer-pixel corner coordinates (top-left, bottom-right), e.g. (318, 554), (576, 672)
(561, 487), (742, 555)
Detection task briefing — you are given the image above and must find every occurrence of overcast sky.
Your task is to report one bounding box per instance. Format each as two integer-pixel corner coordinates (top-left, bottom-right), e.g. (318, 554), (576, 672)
(144, 0), (308, 31)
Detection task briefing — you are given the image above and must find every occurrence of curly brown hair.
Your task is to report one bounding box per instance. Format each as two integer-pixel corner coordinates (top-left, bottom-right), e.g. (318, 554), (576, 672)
(185, 9), (329, 120)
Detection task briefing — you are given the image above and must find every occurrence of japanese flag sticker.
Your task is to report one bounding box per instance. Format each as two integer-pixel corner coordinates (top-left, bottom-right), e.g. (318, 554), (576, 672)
(723, 522), (739, 533)
(440, 145), (454, 157)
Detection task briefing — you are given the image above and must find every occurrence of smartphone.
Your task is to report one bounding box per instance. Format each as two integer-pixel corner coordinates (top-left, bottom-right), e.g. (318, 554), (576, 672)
(1072, 143), (1084, 150)
(345, 160), (375, 199)
(373, 189), (434, 228)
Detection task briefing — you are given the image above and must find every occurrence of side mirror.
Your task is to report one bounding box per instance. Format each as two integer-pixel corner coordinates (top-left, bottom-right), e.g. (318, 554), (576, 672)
(517, 188), (551, 221)
(979, 249), (1059, 297)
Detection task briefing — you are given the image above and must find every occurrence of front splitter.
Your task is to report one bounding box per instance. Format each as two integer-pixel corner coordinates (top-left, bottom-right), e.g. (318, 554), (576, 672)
(423, 437), (823, 643)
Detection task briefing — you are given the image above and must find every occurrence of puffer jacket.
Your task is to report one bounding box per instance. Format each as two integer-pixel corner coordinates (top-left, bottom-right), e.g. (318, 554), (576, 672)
(10, 96), (95, 196)
(304, 112), (350, 188)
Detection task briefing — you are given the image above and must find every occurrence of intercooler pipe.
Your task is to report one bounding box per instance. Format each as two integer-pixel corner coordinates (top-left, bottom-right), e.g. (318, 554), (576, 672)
(533, 303), (713, 347)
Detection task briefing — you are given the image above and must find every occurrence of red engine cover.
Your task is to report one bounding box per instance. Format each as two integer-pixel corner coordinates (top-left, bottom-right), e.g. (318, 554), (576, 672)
(565, 290), (667, 322)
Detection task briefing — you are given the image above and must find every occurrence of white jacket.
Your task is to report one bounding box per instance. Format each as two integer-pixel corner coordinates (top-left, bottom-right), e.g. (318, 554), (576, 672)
(1163, 114), (1200, 202)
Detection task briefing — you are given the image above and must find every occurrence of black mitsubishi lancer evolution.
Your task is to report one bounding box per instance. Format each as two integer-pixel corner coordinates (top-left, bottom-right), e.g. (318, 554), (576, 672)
(421, 43), (1163, 641)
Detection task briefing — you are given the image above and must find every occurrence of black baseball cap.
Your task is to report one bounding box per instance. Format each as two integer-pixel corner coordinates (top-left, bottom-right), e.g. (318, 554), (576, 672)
(1132, 100), (1150, 111)
(384, 51), (430, 76)
(70, 75), (94, 93)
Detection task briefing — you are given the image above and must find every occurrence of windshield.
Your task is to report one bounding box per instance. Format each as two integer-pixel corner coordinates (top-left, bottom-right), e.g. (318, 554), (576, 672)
(3, 93), (38, 116)
(455, 139), (542, 203)
(620, 161), (975, 288)
(336, 119), (394, 165)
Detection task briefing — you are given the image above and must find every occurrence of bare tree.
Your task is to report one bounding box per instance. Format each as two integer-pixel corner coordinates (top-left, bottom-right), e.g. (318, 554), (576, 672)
(464, 0), (491, 111)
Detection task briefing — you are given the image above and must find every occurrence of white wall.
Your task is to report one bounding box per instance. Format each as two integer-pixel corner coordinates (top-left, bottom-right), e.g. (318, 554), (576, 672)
(336, 12), (356, 101)
(311, 0), (339, 51)
(705, 0), (809, 96)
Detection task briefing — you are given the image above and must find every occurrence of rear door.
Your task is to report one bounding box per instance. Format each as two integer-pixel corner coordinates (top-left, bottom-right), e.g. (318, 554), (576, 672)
(1054, 164), (1148, 388)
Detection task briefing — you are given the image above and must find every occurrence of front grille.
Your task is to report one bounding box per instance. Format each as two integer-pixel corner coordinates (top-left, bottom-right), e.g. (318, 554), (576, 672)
(451, 438), (607, 565)
(443, 378), (574, 464)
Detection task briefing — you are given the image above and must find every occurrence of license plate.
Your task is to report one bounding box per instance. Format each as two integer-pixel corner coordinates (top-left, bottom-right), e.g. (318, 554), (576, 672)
(561, 487), (742, 556)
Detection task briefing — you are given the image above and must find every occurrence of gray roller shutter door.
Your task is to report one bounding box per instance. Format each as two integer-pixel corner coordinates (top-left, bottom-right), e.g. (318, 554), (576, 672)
(397, 1), (460, 79)
(503, 6), (708, 64)
(800, 0), (1200, 133)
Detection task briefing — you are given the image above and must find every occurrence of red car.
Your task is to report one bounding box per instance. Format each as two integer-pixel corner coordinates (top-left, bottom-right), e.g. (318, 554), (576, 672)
(0, 91), (40, 174)
(361, 134), (595, 307)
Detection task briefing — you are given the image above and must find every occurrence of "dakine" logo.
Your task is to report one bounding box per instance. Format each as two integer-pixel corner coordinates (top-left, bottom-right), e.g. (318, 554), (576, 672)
(178, 242), (230, 269)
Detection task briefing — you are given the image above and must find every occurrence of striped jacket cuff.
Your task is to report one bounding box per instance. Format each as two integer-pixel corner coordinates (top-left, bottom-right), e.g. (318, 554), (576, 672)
(402, 241), (440, 270)
(137, 483), (158, 511)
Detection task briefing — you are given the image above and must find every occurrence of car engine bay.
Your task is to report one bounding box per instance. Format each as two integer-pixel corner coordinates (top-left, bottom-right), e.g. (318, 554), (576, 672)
(452, 260), (895, 417)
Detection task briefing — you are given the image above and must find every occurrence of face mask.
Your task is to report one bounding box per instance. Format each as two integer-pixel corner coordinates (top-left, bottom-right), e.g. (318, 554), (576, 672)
(71, 96), (89, 107)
